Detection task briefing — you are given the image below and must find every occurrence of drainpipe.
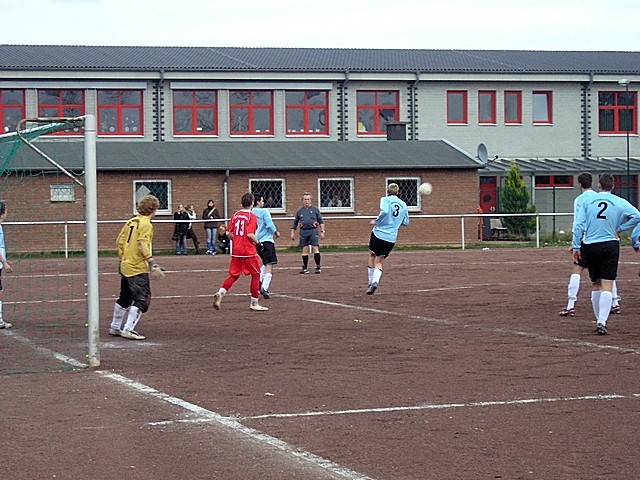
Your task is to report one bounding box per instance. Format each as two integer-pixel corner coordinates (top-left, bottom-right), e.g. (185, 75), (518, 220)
(155, 68), (165, 142)
(582, 71), (595, 160)
(339, 69), (349, 141)
(411, 70), (420, 140)
(223, 169), (230, 221)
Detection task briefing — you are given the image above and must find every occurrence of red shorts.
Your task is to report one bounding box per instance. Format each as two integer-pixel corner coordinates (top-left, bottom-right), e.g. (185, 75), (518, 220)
(228, 255), (261, 277)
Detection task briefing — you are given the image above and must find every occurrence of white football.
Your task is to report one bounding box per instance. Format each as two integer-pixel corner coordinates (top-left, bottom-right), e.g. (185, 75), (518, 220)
(419, 182), (433, 195)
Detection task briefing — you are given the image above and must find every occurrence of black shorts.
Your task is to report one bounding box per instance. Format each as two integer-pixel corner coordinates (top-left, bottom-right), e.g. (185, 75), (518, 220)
(368, 232), (395, 258)
(298, 229), (319, 248)
(573, 244), (588, 268)
(582, 240), (620, 282)
(117, 273), (152, 313)
(258, 241), (278, 265)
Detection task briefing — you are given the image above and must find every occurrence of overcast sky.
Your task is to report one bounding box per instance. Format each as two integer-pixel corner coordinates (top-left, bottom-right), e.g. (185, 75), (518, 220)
(2, 0), (640, 51)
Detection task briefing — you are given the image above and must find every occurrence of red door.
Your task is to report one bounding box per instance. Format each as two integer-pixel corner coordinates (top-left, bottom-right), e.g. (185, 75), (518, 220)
(479, 176), (498, 213)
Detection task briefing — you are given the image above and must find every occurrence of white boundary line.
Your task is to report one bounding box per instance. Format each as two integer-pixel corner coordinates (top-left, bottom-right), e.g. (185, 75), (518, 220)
(97, 371), (374, 480)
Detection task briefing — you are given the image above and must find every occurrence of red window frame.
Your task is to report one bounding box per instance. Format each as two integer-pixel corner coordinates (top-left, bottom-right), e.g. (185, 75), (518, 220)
(0, 89), (25, 134)
(172, 90), (217, 136)
(598, 91), (637, 135)
(478, 91), (496, 124)
(285, 91), (329, 135)
(97, 89), (143, 136)
(37, 89), (85, 136)
(534, 175), (573, 188)
(504, 91), (522, 124)
(356, 90), (399, 135)
(229, 90), (273, 136)
(447, 90), (468, 124)
(532, 91), (553, 124)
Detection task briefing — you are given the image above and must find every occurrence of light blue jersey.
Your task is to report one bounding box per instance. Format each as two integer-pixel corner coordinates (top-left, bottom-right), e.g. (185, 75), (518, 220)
(371, 195), (409, 243)
(631, 223), (640, 250)
(253, 206), (277, 243)
(572, 191), (640, 249)
(571, 189), (597, 242)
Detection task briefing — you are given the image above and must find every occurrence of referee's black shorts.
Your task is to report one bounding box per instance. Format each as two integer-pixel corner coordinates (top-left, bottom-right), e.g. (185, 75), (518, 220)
(582, 240), (620, 282)
(368, 232), (395, 258)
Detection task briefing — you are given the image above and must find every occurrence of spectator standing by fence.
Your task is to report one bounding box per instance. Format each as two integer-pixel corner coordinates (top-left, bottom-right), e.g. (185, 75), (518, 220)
(202, 199), (220, 255)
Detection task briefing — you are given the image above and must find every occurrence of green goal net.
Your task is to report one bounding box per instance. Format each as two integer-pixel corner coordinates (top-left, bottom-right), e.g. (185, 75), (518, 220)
(0, 117), (98, 374)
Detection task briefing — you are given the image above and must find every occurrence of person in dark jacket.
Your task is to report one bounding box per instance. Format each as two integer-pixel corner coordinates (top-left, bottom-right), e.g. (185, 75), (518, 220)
(202, 199), (221, 255)
(173, 204), (189, 255)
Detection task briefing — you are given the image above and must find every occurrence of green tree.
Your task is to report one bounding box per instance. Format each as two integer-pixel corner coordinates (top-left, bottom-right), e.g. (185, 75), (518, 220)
(499, 162), (536, 238)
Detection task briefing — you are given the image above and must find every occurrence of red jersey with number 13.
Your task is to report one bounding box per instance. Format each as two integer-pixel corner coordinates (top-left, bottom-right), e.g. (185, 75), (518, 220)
(228, 209), (258, 257)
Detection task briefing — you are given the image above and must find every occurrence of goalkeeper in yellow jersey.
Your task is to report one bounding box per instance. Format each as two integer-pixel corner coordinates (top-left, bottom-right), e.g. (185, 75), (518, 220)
(109, 195), (163, 340)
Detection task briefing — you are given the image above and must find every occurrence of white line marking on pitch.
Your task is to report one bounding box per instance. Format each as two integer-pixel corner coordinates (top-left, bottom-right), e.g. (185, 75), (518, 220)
(98, 371), (374, 480)
(242, 393), (634, 420)
(276, 294), (640, 355)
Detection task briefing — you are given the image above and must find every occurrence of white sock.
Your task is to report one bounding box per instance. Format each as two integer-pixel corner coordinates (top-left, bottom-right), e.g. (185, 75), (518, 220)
(598, 291), (613, 325)
(0, 300), (3, 322)
(260, 265), (266, 282)
(123, 306), (141, 332)
(262, 272), (273, 291)
(612, 281), (620, 307)
(367, 267), (375, 285)
(566, 273), (580, 309)
(372, 268), (382, 285)
(110, 303), (127, 330)
(591, 290), (602, 320)
(219, 288), (227, 295)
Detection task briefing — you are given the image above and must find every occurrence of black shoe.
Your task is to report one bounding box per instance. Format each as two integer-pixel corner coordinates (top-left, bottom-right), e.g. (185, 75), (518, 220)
(366, 283), (377, 295)
(300, 268), (309, 274)
(315, 266), (321, 274)
(260, 287), (270, 299)
(596, 323), (608, 335)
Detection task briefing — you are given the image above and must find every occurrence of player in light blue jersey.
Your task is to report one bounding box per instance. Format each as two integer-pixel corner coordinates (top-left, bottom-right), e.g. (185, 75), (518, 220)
(571, 173), (640, 334)
(366, 183), (409, 295)
(253, 194), (280, 299)
(560, 173), (620, 317)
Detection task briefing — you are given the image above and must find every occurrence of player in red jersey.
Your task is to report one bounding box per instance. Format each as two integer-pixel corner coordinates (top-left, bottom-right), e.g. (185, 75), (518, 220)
(212, 192), (268, 311)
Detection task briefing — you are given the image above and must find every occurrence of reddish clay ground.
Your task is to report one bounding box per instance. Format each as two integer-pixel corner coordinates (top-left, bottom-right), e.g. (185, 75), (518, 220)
(1, 247), (639, 479)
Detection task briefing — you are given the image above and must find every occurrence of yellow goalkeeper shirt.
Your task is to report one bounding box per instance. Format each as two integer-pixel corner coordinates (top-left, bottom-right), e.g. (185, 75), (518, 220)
(117, 214), (154, 277)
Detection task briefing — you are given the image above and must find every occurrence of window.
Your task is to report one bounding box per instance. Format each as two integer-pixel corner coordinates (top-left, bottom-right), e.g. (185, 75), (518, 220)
(447, 91), (467, 124)
(387, 177), (420, 211)
(173, 90), (217, 136)
(249, 179), (285, 212)
(478, 91), (496, 124)
(598, 91), (637, 134)
(532, 91), (552, 124)
(98, 90), (143, 135)
(230, 91), (273, 135)
(319, 179), (353, 210)
(0, 89), (25, 133)
(50, 184), (75, 202)
(356, 90), (399, 135)
(133, 180), (171, 215)
(504, 91), (522, 124)
(534, 175), (573, 188)
(285, 91), (328, 135)
(38, 89), (85, 135)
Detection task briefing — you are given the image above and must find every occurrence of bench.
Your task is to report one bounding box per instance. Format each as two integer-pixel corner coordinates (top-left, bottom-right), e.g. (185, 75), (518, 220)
(490, 218), (508, 240)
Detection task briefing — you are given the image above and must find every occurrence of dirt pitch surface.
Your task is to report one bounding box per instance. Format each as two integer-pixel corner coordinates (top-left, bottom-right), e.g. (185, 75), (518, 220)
(1, 247), (639, 479)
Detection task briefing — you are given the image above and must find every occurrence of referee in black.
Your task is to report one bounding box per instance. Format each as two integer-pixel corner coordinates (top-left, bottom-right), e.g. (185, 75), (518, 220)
(290, 192), (325, 274)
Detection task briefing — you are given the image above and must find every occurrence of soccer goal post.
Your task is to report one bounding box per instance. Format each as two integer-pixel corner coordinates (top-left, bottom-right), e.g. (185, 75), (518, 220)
(0, 114), (100, 370)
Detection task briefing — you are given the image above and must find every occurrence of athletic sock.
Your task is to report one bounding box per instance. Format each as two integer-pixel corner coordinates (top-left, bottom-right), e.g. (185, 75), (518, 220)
(598, 291), (613, 325)
(612, 281), (620, 306)
(314, 252), (321, 267)
(262, 272), (273, 291)
(260, 265), (266, 282)
(591, 290), (602, 321)
(302, 255), (309, 269)
(372, 268), (382, 285)
(567, 273), (581, 309)
(110, 303), (127, 330)
(367, 267), (375, 285)
(123, 306), (141, 332)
